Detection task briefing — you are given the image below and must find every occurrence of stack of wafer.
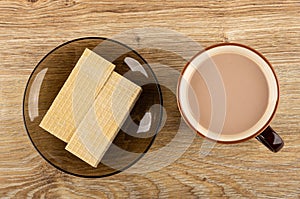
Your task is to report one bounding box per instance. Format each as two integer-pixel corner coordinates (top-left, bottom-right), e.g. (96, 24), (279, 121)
(40, 48), (142, 167)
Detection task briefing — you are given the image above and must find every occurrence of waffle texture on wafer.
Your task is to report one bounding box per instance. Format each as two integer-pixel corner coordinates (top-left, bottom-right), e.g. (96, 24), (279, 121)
(66, 72), (142, 167)
(39, 48), (115, 142)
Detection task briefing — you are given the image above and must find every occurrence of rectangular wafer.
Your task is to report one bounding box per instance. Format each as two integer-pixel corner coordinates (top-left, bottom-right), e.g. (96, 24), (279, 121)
(39, 48), (115, 143)
(65, 72), (142, 167)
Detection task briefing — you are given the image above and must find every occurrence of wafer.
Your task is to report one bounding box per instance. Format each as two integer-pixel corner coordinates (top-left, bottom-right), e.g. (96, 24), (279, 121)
(66, 72), (142, 167)
(39, 48), (115, 142)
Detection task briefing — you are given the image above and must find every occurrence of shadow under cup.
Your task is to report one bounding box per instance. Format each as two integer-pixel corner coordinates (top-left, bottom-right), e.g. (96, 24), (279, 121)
(177, 43), (284, 152)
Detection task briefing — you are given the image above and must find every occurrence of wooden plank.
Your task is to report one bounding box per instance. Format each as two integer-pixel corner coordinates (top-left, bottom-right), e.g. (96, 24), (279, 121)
(0, 0), (299, 198)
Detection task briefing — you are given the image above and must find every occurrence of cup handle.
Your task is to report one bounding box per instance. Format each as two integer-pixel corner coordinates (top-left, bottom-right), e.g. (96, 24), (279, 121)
(255, 126), (284, 152)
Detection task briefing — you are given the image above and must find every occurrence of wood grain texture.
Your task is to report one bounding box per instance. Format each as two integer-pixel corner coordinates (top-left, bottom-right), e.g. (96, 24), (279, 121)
(0, 0), (299, 198)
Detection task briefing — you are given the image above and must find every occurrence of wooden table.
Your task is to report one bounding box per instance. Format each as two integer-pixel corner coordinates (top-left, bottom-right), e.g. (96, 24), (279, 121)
(1, 0), (299, 198)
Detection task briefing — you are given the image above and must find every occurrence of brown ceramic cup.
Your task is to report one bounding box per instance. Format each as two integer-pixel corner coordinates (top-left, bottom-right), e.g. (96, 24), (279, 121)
(177, 43), (284, 152)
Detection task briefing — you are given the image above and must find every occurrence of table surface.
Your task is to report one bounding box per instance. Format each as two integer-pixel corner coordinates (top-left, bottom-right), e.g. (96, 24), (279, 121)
(1, 0), (299, 198)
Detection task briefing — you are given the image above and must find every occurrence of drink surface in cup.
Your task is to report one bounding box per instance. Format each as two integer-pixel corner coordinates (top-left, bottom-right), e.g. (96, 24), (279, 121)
(188, 52), (269, 135)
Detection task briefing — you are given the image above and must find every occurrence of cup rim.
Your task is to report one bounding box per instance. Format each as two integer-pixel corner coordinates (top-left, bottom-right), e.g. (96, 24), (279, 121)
(177, 42), (280, 144)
